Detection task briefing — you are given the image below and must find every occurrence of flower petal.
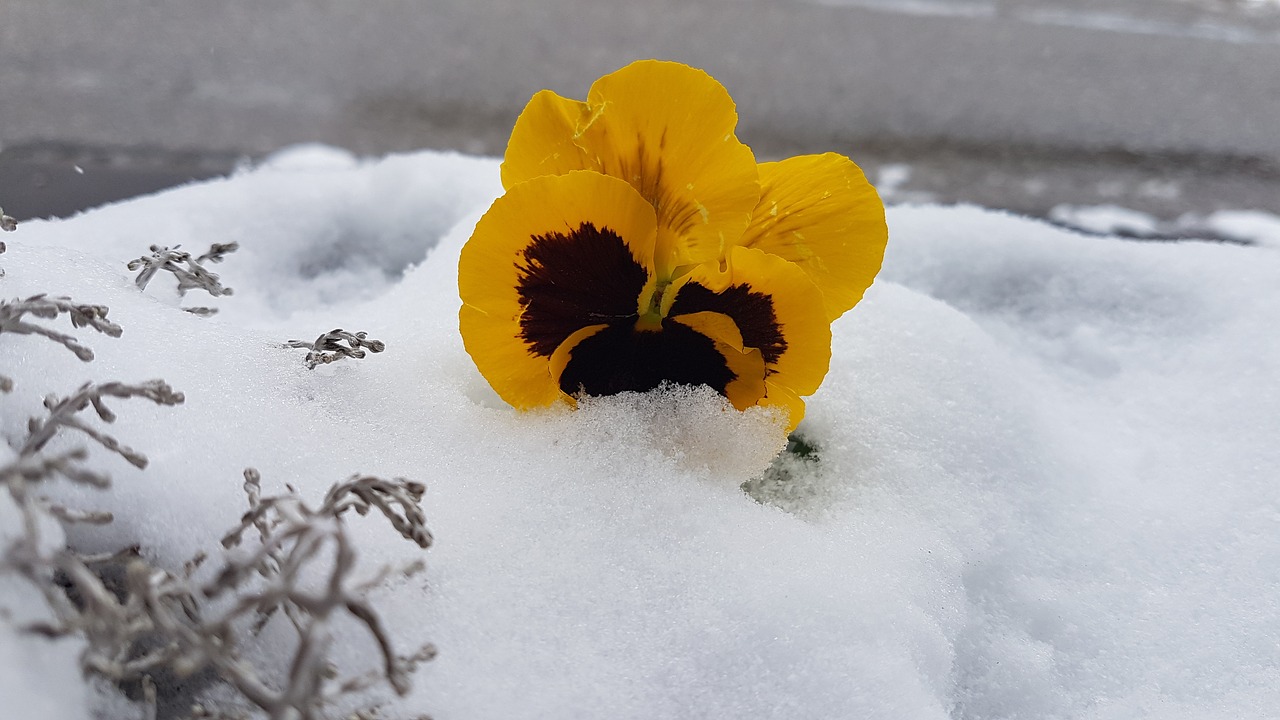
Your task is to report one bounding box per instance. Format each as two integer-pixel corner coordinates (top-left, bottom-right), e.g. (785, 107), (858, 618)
(459, 171), (658, 409)
(499, 90), (594, 185)
(672, 247), (831, 431)
(549, 324), (609, 401)
(670, 311), (767, 411)
(501, 60), (761, 271)
(738, 153), (888, 321)
(556, 321), (744, 400)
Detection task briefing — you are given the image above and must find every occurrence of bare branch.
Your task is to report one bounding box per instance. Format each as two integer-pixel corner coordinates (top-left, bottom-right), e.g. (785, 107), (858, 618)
(285, 329), (386, 370)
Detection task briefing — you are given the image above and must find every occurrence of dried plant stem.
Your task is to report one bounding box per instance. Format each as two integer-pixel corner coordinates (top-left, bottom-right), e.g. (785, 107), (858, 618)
(20, 380), (186, 465)
(0, 294), (123, 363)
(285, 329), (386, 370)
(4, 458), (434, 719)
(2, 279), (433, 718)
(129, 244), (237, 298)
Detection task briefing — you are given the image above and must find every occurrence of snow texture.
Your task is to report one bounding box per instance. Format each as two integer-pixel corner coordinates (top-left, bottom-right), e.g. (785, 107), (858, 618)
(2, 148), (1278, 719)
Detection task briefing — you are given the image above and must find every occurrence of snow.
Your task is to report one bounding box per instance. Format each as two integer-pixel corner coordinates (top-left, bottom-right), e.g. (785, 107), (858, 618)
(3, 148), (1279, 719)
(1195, 209), (1280, 248)
(1051, 202), (1280, 247)
(1049, 203), (1163, 237)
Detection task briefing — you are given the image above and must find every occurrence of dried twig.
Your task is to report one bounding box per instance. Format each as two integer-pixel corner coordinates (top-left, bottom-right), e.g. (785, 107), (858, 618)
(202, 470), (434, 717)
(286, 329), (386, 370)
(1, 377), (188, 664)
(128, 244), (236, 298)
(0, 294), (123, 363)
(47, 470), (435, 720)
(1, 285), (432, 718)
(3, 457), (433, 720)
(20, 380), (186, 467)
(196, 243), (238, 265)
(0, 380), (185, 559)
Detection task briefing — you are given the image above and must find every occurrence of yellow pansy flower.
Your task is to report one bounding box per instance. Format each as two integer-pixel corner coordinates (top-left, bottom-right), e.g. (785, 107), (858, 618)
(459, 60), (887, 431)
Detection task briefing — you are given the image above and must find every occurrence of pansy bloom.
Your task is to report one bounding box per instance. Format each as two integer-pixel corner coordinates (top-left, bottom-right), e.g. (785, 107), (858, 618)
(459, 60), (887, 432)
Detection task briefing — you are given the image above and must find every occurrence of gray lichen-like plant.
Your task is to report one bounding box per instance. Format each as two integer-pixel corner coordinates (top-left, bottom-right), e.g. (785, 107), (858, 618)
(11, 469), (435, 720)
(286, 329), (386, 370)
(2, 379), (186, 627)
(0, 294), (124, 392)
(2, 295), (434, 719)
(129, 243), (238, 304)
(21, 380), (186, 471)
(2, 379), (184, 523)
(3, 388), (434, 720)
(1, 205), (13, 277)
(200, 469), (435, 718)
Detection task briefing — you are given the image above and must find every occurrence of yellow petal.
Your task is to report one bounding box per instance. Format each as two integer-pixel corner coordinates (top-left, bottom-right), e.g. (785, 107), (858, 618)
(458, 171), (658, 409)
(738, 153), (888, 321)
(499, 90), (593, 188)
(757, 382), (807, 434)
(460, 304), (568, 409)
(671, 311), (767, 411)
(502, 60), (761, 272)
(673, 247), (831, 431)
(548, 324), (608, 395)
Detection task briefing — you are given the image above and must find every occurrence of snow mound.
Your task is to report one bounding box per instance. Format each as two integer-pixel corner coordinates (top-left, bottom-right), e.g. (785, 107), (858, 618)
(2, 149), (1278, 719)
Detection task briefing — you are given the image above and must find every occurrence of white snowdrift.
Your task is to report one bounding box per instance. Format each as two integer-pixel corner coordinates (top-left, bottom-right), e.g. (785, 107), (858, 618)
(2, 147), (1277, 719)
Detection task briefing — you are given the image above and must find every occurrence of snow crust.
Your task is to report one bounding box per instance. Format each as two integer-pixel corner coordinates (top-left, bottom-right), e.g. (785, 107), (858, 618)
(2, 148), (1278, 719)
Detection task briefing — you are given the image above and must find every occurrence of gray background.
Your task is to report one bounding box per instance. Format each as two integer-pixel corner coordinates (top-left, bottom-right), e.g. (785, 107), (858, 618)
(3, 0), (1278, 224)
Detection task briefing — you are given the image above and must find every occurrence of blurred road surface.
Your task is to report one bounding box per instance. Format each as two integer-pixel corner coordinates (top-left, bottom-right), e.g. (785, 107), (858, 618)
(2, 0), (1278, 224)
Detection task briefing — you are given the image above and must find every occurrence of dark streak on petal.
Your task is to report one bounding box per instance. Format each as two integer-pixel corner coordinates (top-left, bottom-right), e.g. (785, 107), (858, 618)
(559, 321), (735, 397)
(516, 222), (648, 357)
(669, 283), (787, 364)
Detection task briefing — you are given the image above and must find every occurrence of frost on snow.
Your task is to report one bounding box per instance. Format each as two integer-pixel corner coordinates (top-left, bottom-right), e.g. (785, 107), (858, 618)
(1, 148), (1278, 719)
